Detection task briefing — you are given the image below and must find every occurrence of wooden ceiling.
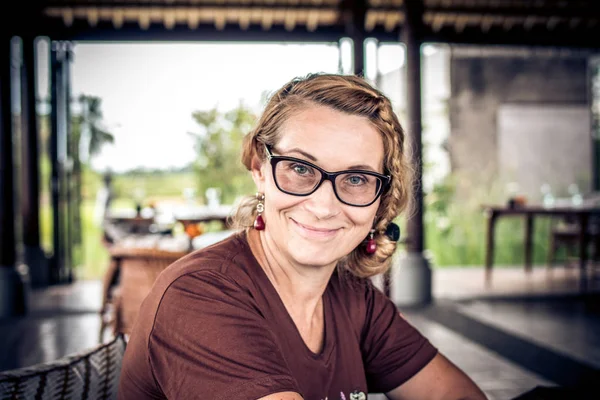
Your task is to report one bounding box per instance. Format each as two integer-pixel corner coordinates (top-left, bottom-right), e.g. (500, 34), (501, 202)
(8, 0), (600, 47)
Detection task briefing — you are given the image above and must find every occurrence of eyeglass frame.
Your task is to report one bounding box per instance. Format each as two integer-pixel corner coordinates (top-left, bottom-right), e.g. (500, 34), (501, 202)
(264, 145), (391, 207)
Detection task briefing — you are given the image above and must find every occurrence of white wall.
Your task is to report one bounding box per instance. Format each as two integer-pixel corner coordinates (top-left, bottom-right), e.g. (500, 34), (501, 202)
(497, 104), (592, 200)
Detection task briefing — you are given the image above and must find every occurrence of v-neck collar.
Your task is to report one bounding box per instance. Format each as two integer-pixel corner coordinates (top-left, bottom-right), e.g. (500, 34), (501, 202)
(236, 230), (336, 363)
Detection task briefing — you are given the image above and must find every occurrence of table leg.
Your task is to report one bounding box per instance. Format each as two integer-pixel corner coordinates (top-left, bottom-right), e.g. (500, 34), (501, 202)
(485, 212), (497, 286)
(578, 213), (589, 291)
(524, 215), (534, 274)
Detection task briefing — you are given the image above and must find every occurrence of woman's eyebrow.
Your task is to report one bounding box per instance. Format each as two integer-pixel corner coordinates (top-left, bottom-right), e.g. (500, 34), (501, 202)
(277, 147), (381, 172)
(346, 164), (377, 172)
(277, 147), (318, 161)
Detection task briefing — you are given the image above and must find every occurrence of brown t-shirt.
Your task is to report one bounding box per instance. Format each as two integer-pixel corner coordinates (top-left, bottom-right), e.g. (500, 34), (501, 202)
(118, 232), (437, 400)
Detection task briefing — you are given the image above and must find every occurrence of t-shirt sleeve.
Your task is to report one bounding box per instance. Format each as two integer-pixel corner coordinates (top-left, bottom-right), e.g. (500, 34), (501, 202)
(147, 270), (299, 400)
(360, 283), (438, 393)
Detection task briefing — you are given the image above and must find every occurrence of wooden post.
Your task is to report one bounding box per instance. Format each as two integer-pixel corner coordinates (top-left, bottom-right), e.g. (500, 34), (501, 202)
(524, 214), (534, 274)
(20, 35), (48, 288)
(484, 210), (497, 285)
(50, 42), (64, 284)
(0, 34), (26, 317)
(344, 0), (366, 77)
(63, 42), (74, 283)
(589, 58), (600, 192)
(578, 212), (589, 291)
(404, 0), (425, 254)
(49, 41), (75, 284)
(391, 0), (432, 306)
(0, 36), (17, 273)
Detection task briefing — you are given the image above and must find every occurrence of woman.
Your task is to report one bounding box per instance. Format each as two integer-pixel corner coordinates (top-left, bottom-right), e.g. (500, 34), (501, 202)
(118, 74), (486, 400)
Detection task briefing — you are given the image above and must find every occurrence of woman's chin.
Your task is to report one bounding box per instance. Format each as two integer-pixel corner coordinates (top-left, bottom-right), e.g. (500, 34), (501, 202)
(286, 241), (342, 268)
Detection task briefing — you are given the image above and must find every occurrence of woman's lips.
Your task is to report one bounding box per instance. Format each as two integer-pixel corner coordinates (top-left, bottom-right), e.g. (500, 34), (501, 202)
(291, 218), (340, 238)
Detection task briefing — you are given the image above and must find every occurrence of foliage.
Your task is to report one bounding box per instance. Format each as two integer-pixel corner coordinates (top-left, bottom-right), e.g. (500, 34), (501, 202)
(72, 95), (115, 162)
(110, 170), (198, 203)
(37, 94), (115, 272)
(423, 172), (556, 267)
(188, 102), (258, 204)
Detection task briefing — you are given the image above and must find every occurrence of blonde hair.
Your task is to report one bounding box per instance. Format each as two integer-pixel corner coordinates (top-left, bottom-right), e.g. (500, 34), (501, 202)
(232, 73), (413, 278)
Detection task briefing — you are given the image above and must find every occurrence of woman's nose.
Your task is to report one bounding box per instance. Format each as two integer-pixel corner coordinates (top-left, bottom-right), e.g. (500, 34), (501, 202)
(304, 180), (341, 219)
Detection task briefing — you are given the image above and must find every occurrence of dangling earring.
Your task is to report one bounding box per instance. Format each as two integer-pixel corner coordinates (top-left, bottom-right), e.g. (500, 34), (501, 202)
(254, 192), (265, 230)
(365, 229), (377, 254)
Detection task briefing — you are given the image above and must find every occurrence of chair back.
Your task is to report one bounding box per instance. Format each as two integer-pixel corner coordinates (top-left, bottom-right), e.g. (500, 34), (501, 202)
(0, 334), (126, 400)
(110, 247), (187, 335)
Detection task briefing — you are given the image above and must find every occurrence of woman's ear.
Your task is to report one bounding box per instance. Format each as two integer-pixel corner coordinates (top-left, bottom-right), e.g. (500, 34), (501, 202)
(250, 154), (266, 193)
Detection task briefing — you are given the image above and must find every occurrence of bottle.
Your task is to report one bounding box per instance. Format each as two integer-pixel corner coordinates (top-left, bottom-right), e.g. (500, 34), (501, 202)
(541, 183), (555, 208)
(568, 184), (583, 207)
(506, 181), (519, 208)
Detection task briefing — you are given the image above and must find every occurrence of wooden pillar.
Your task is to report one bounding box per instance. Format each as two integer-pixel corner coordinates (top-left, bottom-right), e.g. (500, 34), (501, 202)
(404, 0), (424, 254)
(0, 37), (16, 274)
(48, 41), (75, 285)
(344, 0), (366, 77)
(49, 41), (70, 284)
(591, 58), (600, 191)
(390, 0), (432, 306)
(594, 135), (600, 192)
(63, 42), (74, 283)
(20, 35), (48, 288)
(353, 39), (365, 77)
(0, 35), (26, 317)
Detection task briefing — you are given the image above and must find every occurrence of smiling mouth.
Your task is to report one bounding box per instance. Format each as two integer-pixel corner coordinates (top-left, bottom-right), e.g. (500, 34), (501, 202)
(290, 218), (341, 238)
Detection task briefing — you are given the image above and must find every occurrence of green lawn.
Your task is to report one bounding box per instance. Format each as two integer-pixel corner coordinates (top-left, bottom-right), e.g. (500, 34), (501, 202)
(40, 200), (108, 280)
(425, 210), (557, 267)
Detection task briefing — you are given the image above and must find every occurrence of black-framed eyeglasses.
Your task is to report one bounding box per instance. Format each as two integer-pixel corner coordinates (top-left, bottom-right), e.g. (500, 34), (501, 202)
(265, 145), (391, 207)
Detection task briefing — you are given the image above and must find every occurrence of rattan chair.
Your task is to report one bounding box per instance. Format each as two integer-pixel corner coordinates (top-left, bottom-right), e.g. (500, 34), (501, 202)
(100, 247), (187, 339)
(547, 215), (600, 270)
(0, 334), (126, 400)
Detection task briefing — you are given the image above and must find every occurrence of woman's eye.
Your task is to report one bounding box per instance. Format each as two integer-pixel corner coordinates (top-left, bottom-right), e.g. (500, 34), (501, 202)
(293, 164), (310, 175)
(347, 175), (367, 185)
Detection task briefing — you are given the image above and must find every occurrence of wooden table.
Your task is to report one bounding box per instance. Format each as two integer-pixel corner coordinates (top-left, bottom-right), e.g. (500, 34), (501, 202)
(482, 205), (600, 288)
(105, 215), (155, 237)
(174, 205), (233, 228)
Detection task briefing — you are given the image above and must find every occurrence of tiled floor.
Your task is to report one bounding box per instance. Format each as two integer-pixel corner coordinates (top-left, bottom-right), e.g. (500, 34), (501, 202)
(456, 296), (600, 369)
(401, 311), (555, 400)
(0, 280), (103, 372)
(432, 264), (600, 299)
(1, 266), (599, 400)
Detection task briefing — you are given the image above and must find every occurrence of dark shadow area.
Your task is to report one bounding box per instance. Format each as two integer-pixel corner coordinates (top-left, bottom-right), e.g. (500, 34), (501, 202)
(420, 295), (600, 390)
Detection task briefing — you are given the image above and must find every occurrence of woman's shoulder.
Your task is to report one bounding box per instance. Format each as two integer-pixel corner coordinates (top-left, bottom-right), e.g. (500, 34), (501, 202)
(158, 230), (254, 284)
(142, 231), (260, 312)
(132, 231), (260, 335)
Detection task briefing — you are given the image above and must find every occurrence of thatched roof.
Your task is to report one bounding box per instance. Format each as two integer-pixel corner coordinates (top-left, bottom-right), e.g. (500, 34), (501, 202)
(9, 1), (600, 47)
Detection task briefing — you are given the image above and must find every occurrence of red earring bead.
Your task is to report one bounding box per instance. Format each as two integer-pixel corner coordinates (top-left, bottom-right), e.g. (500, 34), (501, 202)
(366, 230), (377, 254)
(254, 214), (265, 230)
(254, 192), (265, 230)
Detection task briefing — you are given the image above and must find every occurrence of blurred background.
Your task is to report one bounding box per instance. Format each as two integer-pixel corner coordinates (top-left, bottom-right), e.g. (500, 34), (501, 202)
(0, 1), (599, 399)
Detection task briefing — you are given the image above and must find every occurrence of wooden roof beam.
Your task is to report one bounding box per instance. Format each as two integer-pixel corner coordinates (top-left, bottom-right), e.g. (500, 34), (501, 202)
(424, 5), (600, 20)
(44, 6), (340, 30)
(42, 1), (342, 11)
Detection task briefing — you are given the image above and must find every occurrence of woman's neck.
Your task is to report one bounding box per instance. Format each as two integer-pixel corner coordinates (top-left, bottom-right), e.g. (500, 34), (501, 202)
(247, 229), (335, 322)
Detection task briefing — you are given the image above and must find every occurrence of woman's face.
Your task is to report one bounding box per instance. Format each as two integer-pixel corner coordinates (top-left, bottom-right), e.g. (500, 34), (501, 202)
(252, 105), (385, 269)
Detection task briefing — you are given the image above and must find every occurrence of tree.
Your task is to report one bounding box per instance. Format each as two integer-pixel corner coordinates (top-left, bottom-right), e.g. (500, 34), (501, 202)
(188, 102), (257, 204)
(73, 95), (115, 163)
(70, 95), (115, 248)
